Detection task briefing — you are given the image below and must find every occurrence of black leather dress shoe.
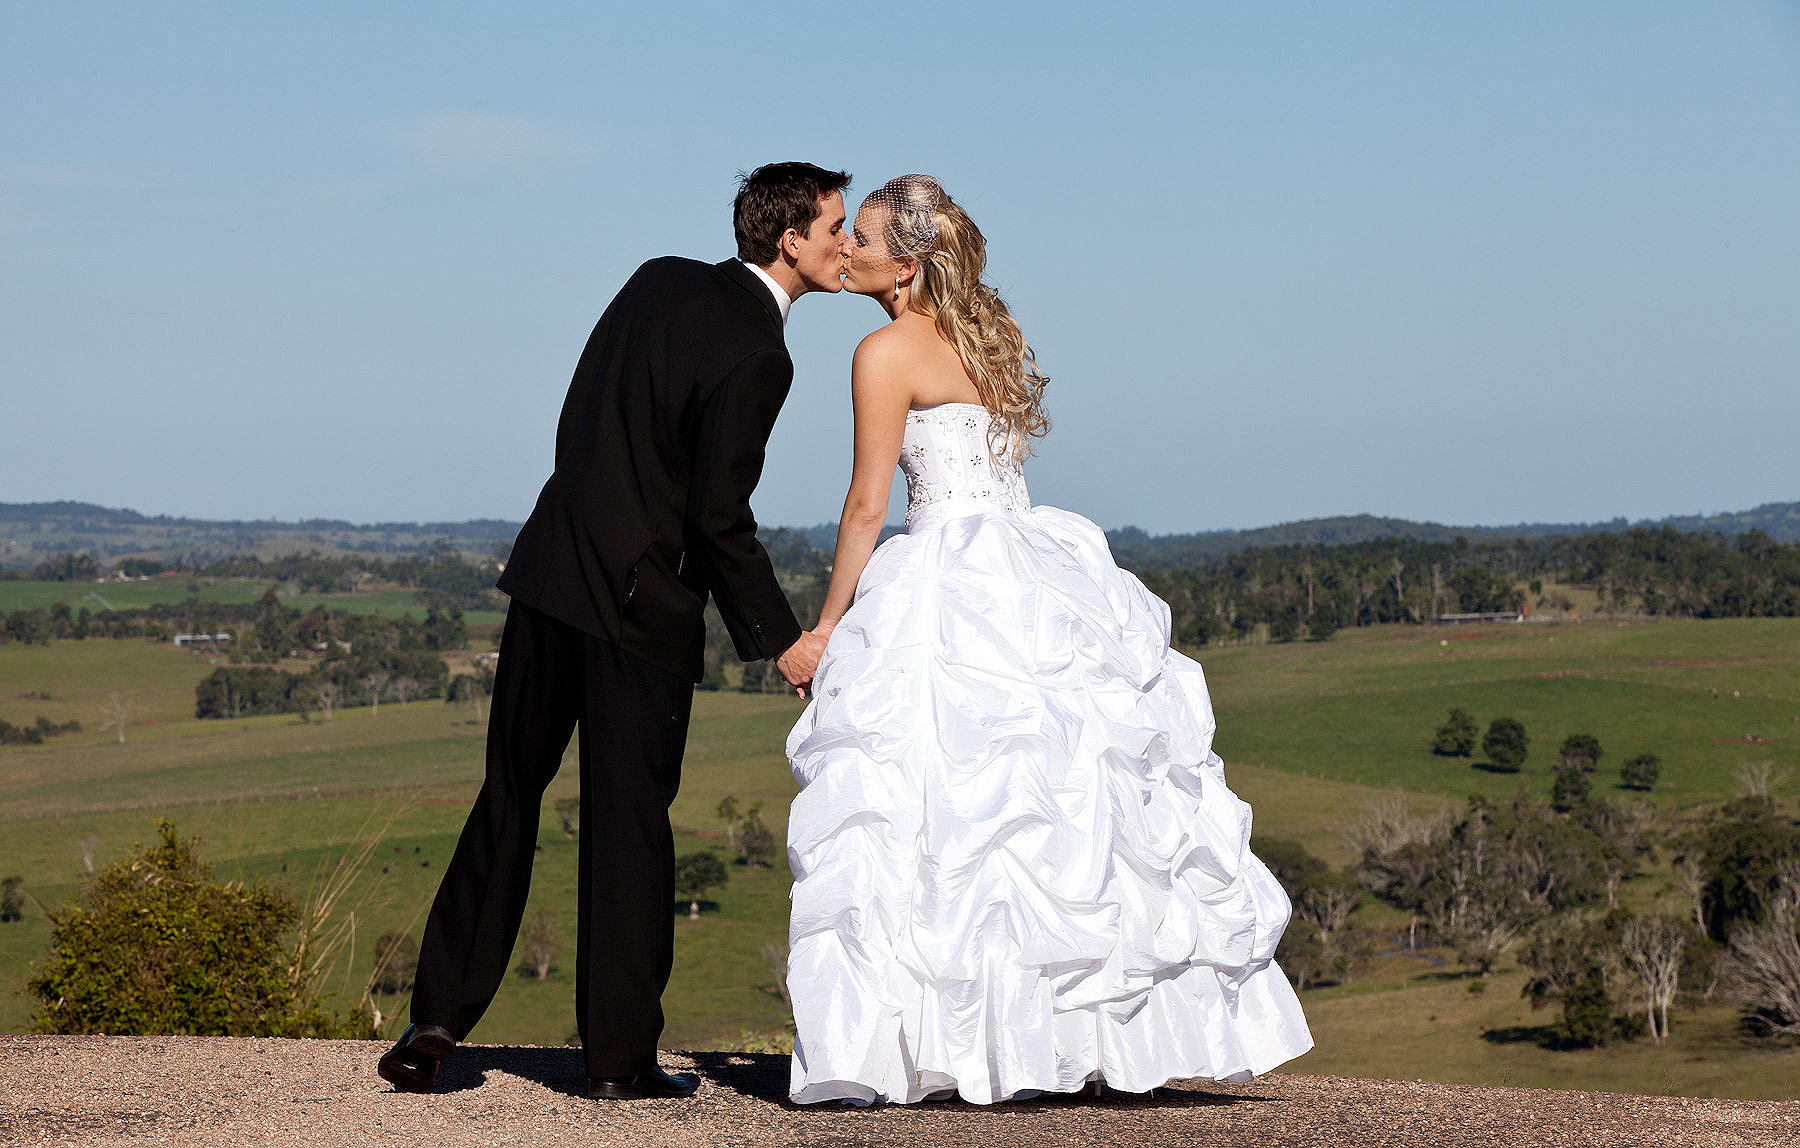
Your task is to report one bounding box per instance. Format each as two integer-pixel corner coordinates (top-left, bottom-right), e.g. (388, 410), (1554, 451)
(585, 1065), (701, 1100)
(377, 1023), (457, 1093)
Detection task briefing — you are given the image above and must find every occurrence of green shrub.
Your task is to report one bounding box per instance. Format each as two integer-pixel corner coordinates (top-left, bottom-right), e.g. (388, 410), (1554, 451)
(737, 804), (777, 869)
(1621, 753), (1661, 792)
(1560, 733), (1602, 773)
(1560, 972), (1612, 1047)
(26, 821), (363, 1037)
(1432, 707), (1478, 757)
(1, 876), (24, 922)
(1482, 717), (1529, 772)
(674, 851), (729, 919)
(1551, 764), (1592, 812)
(1252, 837), (1330, 895)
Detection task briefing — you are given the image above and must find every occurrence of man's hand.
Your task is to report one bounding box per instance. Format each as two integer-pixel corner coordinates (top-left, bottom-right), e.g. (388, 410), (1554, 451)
(775, 629), (831, 696)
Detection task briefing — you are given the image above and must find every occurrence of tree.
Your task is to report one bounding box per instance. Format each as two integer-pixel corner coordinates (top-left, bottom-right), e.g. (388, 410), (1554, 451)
(673, 852), (729, 919)
(738, 661), (768, 693)
(1482, 717), (1528, 772)
(1735, 761), (1790, 800)
(1296, 873), (1362, 949)
(1620, 915), (1689, 1045)
(737, 804), (777, 869)
(1551, 764), (1592, 813)
(446, 674), (484, 724)
(312, 680), (341, 721)
(1275, 919), (1328, 990)
(1519, 913), (1607, 1009)
(26, 822), (349, 1036)
(1560, 733), (1602, 774)
(1456, 876), (1535, 975)
(1560, 971), (1614, 1048)
(553, 798), (580, 840)
(1672, 853), (1707, 931)
(1264, 837), (1374, 985)
(716, 796), (742, 853)
(1577, 797), (1658, 909)
(519, 909), (563, 980)
(1, 876), (24, 922)
(1724, 862), (1800, 1038)
(97, 692), (133, 744)
(362, 671), (391, 716)
(1621, 754), (1661, 792)
(763, 942), (793, 1009)
(389, 675), (419, 709)
(32, 552), (100, 582)
(1689, 800), (1800, 941)
(76, 835), (104, 876)
(1256, 836), (1330, 894)
(1433, 708), (1479, 757)
(369, 931), (418, 995)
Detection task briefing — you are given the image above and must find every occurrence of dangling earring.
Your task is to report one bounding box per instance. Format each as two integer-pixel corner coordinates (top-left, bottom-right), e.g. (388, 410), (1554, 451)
(893, 276), (901, 301)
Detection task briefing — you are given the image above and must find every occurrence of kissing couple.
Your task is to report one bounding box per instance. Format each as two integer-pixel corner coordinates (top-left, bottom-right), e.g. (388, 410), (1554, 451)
(379, 162), (1312, 1105)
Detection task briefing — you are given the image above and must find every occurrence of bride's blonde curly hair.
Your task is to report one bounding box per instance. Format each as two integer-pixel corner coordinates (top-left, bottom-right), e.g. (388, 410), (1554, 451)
(871, 175), (1049, 460)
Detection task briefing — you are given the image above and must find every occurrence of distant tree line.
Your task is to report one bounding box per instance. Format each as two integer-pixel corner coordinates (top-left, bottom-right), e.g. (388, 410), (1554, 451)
(14, 525), (1794, 661)
(2, 588), (468, 653)
(192, 593), (465, 719)
(181, 548), (503, 611)
(0, 715), (83, 745)
(5, 546), (503, 610)
(699, 529), (830, 692)
(3, 601), (208, 644)
(1133, 527), (1800, 647)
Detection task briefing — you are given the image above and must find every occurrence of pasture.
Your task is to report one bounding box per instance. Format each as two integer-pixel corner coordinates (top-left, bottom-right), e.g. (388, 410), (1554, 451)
(1, 615), (1797, 1096)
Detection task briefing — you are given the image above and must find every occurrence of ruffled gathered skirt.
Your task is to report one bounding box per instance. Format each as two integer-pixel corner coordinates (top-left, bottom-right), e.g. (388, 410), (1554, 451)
(784, 502), (1313, 1105)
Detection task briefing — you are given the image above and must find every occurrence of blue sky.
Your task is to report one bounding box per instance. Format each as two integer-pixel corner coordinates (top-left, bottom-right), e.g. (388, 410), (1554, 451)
(4, 1), (1797, 533)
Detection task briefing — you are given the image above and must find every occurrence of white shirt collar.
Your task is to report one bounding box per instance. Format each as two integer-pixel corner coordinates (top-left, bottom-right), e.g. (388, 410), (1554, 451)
(741, 261), (792, 326)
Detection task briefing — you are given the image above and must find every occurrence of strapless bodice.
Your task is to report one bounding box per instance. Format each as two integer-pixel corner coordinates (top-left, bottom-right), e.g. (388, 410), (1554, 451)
(900, 403), (1031, 528)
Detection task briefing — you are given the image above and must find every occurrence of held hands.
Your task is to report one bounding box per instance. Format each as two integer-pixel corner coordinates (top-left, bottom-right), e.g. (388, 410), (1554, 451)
(775, 625), (834, 697)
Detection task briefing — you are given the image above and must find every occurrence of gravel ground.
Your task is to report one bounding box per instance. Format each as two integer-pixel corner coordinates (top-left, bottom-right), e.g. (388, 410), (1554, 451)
(1, 1036), (1795, 1148)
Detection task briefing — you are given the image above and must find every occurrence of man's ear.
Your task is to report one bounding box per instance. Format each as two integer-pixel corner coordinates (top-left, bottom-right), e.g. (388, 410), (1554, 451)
(777, 227), (802, 264)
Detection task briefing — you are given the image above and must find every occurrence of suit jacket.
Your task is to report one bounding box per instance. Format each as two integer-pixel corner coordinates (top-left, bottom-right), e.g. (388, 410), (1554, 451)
(496, 257), (804, 682)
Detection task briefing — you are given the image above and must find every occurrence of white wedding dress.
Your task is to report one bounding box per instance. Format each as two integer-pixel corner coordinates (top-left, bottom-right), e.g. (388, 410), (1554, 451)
(784, 402), (1313, 1106)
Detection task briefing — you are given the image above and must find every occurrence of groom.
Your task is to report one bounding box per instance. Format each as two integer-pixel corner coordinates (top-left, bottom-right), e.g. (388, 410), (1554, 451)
(377, 162), (848, 1100)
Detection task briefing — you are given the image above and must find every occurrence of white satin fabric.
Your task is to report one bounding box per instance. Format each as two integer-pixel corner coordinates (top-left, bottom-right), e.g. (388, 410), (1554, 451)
(785, 403), (1312, 1106)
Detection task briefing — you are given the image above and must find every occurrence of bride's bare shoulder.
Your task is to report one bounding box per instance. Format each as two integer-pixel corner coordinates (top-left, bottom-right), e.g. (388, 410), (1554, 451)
(853, 321), (918, 373)
(856, 314), (944, 367)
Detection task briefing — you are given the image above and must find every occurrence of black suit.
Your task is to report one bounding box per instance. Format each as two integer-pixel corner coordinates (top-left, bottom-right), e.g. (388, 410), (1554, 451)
(412, 258), (803, 1077)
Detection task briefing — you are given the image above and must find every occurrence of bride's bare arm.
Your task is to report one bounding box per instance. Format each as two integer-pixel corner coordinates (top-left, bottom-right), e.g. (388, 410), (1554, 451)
(816, 332), (913, 635)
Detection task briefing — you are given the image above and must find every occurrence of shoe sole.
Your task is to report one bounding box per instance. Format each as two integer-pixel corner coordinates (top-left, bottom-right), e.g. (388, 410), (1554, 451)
(377, 1030), (455, 1093)
(586, 1079), (699, 1101)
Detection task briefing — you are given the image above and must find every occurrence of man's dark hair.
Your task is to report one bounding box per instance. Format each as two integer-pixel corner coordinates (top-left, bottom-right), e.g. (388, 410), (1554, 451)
(734, 162), (852, 266)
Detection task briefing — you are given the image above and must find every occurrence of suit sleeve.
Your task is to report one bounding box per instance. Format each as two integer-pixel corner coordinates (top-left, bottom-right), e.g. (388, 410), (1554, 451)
(686, 348), (805, 662)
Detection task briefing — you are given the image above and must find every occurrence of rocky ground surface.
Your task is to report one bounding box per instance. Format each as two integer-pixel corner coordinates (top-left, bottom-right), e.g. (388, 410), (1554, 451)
(1, 1036), (1795, 1147)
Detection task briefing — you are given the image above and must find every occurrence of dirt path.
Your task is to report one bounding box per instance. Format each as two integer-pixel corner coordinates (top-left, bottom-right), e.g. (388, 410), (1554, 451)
(1, 1036), (1794, 1147)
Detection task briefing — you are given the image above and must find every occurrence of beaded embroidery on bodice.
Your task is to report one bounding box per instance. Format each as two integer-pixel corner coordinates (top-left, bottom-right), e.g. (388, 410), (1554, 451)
(900, 403), (1031, 527)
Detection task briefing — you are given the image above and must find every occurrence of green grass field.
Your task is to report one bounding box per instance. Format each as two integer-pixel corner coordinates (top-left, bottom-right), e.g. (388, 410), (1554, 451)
(1207, 617), (1800, 811)
(2, 616), (1797, 1097)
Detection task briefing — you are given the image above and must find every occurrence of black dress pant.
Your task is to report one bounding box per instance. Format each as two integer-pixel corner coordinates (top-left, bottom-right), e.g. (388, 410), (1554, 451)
(412, 599), (694, 1077)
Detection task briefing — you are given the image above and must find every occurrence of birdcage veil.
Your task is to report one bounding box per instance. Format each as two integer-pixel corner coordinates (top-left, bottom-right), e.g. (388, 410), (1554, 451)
(854, 174), (947, 264)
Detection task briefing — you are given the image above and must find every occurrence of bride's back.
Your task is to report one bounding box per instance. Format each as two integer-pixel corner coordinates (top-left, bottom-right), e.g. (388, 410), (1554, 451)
(876, 312), (984, 411)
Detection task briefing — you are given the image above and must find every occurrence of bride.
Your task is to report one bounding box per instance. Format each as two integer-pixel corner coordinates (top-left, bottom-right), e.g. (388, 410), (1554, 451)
(783, 175), (1312, 1106)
